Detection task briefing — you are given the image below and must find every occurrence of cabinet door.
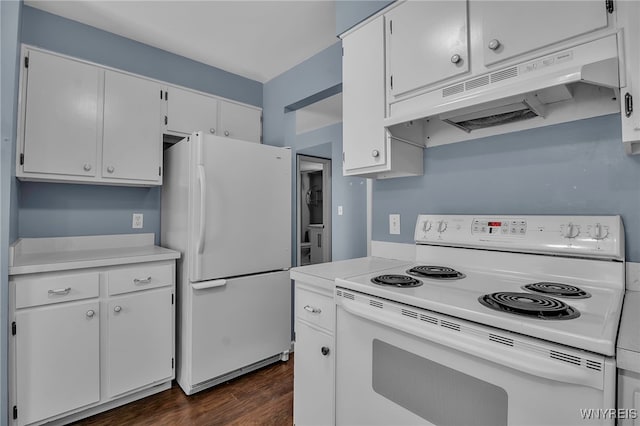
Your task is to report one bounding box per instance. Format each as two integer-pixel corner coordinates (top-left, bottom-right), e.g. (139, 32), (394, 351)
(481, 1), (608, 66)
(342, 16), (387, 173)
(166, 86), (219, 136)
(218, 100), (262, 143)
(15, 300), (100, 425)
(103, 70), (162, 183)
(386, 1), (469, 97)
(293, 320), (334, 426)
(107, 287), (173, 397)
(21, 50), (100, 177)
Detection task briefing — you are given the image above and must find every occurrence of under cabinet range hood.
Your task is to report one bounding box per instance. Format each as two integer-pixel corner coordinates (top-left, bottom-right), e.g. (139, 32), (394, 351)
(386, 35), (621, 145)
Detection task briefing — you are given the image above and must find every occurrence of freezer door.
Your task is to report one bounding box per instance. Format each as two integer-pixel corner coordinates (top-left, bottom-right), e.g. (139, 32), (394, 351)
(190, 135), (291, 281)
(190, 271), (291, 386)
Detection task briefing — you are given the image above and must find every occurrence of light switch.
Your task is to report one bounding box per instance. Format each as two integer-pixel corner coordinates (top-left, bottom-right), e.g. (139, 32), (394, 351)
(389, 214), (400, 235)
(338, 206), (343, 216)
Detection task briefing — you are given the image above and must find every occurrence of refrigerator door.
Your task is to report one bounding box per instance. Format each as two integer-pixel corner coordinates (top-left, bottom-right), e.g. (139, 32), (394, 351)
(189, 270), (291, 387)
(190, 134), (291, 282)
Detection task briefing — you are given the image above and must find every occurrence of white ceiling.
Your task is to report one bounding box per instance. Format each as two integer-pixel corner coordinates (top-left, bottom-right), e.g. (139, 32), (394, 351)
(25, 0), (339, 83)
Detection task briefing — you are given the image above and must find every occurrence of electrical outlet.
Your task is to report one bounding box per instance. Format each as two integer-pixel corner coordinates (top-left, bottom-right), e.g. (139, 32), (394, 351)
(338, 206), (343, 216)
(132, 213), (144, 229)
(389, 214), (400, 235)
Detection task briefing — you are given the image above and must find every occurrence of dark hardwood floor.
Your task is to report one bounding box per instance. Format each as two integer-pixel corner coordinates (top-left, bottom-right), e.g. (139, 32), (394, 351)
(73, 356), (293, 426)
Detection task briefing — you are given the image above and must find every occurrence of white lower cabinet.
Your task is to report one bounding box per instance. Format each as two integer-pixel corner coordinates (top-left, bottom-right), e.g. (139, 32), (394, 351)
(107, 287), (173, 398)
(294, 283), (335, 426)
(10, 260), (175, 426)
(15, 300), (100, 425)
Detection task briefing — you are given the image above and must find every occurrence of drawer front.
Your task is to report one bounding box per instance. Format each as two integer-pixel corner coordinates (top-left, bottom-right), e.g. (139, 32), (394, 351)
(108, 262), (173, 295)
(15, 272), (100, 308)
(295, 285), (334, 332)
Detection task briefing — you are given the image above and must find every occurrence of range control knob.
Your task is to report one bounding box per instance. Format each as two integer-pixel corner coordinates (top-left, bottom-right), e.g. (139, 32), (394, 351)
(562, 223), (580, 239)
(589, 223), (609, 240)
(422, 220), (432, 232)
(437, 220), (448, 233)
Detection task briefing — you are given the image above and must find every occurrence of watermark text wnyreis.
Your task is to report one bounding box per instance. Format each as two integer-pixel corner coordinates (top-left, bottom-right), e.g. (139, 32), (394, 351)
(580, 408), (637, 420)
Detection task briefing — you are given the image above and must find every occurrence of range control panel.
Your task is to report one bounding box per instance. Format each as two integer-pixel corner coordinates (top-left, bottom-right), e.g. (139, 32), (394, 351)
(415, 215), (624, 260)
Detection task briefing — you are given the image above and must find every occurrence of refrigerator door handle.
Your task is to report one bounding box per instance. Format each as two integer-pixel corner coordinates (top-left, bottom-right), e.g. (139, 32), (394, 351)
(192, 279), (227, 290)
(197, 165), (207, 254)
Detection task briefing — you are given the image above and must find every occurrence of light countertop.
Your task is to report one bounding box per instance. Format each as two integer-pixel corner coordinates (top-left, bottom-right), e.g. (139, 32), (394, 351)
(618, 291), (640, 372)
(9, 233), (180, 275)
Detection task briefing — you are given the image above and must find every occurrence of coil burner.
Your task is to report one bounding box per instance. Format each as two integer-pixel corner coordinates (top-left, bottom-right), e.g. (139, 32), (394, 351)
(406, 265), (465, 280)
(523, 282), (591, 299)
(479, 292), (580, 320)
(371, 274), (423, 288)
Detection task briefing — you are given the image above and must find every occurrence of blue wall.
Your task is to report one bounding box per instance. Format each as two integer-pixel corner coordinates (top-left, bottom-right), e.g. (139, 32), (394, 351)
(1, 1), (22, 423)
(263, 42), (368, 263)
(372, 114), (640, 261)
(17, 6), (263, 243)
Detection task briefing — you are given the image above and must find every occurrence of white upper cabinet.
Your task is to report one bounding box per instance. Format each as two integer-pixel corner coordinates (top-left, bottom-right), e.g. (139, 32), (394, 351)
(21, 50), (100, 178)
(166, 86), (219, 136)
(386, 0), (469, 99)
(103, 70), (162, 183)
(219, 100), (262, 143)
(481, 1), (608, 67)
(165, 86), (262, 143)
(18, 48), (162, 186)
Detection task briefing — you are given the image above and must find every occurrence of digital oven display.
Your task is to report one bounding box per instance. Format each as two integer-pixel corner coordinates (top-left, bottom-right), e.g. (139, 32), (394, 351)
(487, 221), (502, 227)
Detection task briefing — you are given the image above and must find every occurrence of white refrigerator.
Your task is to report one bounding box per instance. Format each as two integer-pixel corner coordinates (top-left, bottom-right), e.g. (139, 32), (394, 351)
(161, 132), (292, 395)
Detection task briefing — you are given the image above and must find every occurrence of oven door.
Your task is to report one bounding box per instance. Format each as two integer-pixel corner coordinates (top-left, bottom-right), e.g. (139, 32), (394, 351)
(335, 290), (615, 426)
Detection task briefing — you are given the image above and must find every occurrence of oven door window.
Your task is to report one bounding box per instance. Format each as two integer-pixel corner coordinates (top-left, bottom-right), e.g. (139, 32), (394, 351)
(372, 339), (507, 426)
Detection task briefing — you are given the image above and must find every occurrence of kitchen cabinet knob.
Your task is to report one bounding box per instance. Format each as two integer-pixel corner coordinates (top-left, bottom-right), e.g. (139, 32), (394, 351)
(86, 310), (95, 318)
(450, 54), (461, 64)
(371, 149), (380, 158)
(321, 346), (330, 356)
(488, 39), (501, 50)
(209, 128), (216, 134)
(107, 166), (115, 173)
(83, 163), (92, 172)
(224, 130), (230, 137)
(114, 305), (122, 313)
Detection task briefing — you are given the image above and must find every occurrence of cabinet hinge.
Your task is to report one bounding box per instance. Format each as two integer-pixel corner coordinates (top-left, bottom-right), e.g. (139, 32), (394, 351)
(164, 116), (168, 125)
(390, 75), (393, 90)
(24, 56), (28, 68)
(160, 90), (163, 100)
(625, 92), (633, 117)
(159, 166), (162, 176)
(11, 321), (16, 336)
(19, 154), (24, 166)
(390, 20), (393, 34)
(606, 0), (614, 13)
(342, 47), (344, 57)
(13, 405), (17, 420)
(342, 152), (345, 164)
(172, 358), (174, 369)
(165, 91), (168, 101)
(171, 293), (174, 304)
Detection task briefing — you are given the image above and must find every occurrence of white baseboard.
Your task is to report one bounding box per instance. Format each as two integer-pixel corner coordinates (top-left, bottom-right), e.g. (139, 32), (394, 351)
(370, 241), (415, 261)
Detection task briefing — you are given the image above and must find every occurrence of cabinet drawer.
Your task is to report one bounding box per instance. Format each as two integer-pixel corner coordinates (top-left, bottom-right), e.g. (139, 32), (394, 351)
(108, 262), (173, 295)
(15, 272), (100, 309)
(295, 286), (334, 332)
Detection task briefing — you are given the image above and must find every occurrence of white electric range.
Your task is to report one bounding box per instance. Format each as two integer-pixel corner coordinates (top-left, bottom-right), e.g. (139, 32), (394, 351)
(335, 215), (625, 426)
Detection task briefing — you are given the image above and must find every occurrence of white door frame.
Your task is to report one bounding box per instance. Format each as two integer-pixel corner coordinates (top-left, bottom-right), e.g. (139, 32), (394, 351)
(296, 155), (332, 266)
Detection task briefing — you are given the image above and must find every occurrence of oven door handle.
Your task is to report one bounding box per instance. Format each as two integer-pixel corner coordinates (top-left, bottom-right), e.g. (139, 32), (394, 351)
(339, 299), (604, 390)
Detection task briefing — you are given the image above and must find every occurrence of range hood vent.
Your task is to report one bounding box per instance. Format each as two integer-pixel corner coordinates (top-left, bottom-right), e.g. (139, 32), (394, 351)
(441, 95), (547, 132)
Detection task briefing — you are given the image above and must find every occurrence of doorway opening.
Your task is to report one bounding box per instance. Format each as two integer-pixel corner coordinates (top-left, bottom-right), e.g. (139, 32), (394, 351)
(297, 155), (331, 266)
